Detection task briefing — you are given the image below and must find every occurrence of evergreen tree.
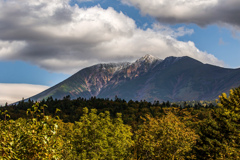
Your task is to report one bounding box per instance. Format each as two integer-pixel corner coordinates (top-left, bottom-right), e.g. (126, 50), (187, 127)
(195, 87), (240, 159)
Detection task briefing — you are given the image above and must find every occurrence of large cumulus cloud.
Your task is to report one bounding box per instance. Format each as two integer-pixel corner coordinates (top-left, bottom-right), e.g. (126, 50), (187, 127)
(0, 0), (223, 74)
(121, 0), (240, 29)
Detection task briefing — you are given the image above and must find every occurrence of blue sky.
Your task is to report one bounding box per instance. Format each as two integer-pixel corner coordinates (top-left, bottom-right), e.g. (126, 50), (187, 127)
(0, 0), (240, 105)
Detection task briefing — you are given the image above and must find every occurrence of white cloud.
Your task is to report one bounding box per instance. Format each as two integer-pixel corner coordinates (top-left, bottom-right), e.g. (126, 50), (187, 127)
(0, 0), (224, 74)
(152, 23), (194, 38)
(0, 83), (49, 106)
(121, 0), (240, 29)
(0, 40), (27, 59)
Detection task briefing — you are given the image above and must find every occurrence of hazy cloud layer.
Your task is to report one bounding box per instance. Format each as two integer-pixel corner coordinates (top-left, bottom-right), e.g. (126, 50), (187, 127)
(0, 83), (49, 106)
(0, 0), (223, 74)
(121, 0), (240, 30)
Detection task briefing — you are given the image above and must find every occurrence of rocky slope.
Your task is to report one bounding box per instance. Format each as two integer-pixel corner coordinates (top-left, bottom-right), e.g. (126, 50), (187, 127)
(30, 55), (240, 102)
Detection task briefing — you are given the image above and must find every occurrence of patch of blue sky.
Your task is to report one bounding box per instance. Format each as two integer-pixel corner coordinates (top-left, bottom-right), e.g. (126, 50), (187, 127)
(0, 61), (69, 86)
(174, 24), (240, 68)
(70, 0), (155, 29)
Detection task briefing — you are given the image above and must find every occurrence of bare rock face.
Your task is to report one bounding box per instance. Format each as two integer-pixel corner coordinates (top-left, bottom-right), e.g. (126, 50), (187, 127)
(30, 55), (240, 102)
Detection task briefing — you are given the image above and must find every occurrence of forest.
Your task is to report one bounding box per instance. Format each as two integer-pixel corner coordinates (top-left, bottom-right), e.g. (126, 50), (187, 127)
(0, 86), (240, 159)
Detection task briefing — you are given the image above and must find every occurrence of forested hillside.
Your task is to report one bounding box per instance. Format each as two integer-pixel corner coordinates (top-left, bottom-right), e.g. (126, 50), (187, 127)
(1, 87), (240, 159)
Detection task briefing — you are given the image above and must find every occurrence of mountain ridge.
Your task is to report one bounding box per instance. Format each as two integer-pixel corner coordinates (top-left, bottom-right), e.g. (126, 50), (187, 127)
(29, 55), (240, 102)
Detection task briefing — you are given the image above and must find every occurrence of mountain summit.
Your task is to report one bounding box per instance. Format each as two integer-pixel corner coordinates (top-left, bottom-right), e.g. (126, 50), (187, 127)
(30, 55), (240, 102)
(135, 54), (160, 63)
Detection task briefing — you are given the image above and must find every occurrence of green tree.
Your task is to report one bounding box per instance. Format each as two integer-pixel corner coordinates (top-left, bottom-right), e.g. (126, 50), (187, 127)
(195, 87), (240, 159)
(72, 107), (134, 159)
(0, 103), (64, 159)
(135, 113), (198, 160)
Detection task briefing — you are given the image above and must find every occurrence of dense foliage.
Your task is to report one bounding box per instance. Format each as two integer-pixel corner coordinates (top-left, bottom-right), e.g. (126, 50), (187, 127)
(135, 113), (198, 159)
(195, 87), (240, 159)
(0, 104), (134, 159)
(1, 96), (215, 129)
(1, 86), (240, 159)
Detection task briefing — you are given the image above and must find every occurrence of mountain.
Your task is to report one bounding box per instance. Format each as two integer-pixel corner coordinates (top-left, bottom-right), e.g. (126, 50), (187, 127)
(30, 54), (240, 102)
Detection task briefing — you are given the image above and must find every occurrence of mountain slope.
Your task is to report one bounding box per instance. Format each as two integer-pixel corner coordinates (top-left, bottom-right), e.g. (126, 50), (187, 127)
(30, 55), (240, 102)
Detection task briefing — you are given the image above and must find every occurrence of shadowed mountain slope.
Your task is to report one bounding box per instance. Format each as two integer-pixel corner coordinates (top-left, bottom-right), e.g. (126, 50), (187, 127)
(30, 55), (240, 102)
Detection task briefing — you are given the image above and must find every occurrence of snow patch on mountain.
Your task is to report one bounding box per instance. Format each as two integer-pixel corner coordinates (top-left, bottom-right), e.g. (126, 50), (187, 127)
(135, 54), (161, 64)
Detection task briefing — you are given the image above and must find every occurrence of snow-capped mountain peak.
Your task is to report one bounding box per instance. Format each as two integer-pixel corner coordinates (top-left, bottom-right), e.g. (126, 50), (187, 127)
(135, 54), (160, 64)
